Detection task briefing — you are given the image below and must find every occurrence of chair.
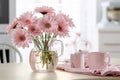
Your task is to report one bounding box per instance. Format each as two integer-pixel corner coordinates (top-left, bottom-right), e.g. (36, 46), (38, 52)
(0, 42), (23, 63)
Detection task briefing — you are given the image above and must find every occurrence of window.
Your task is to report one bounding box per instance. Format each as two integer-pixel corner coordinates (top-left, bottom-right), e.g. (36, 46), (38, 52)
(0, 0), (9, 24)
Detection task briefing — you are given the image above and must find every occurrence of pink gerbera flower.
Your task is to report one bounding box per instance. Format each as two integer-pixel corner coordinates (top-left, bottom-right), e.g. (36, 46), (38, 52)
(12, 29), (32, 48)
(28, 24), (41, 36)
(55, 21), (69, 37)
(37, 14), (58, 33)
(54, 14), (71, 36)
(6, 18), (18, 33)
(35, 6), (54, 15)
(56, 13), (75, 27)
(18, 12), (37, 26)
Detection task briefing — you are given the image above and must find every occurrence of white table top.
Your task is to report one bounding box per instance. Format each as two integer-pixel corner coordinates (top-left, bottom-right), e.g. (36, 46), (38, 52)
(0, 58), (120, 80)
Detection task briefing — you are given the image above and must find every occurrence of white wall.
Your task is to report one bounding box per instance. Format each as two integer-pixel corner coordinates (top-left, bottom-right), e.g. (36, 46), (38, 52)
(16, 0), (34, 17)
(96, 0), (104, 23)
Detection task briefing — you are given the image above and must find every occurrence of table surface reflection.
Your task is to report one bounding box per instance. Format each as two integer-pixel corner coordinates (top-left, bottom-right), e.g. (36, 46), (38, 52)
(0, 58), (120, 80)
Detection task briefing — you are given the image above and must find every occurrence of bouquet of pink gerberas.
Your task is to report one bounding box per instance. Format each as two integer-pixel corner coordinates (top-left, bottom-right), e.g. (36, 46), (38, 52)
(6, 6), (75, 68)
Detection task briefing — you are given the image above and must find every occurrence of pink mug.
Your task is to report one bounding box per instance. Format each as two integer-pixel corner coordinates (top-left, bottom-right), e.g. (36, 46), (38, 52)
(88, 52), (110, 70)
(70, 52), (84, 68)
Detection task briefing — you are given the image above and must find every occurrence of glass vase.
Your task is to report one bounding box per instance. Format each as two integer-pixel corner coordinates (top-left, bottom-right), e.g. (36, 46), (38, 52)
(29, 39), (63, 72)
(29, 49), (58, 72)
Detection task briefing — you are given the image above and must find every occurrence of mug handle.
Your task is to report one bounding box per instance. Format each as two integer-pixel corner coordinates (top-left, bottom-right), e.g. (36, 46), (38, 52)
(105, 53), (110, 65)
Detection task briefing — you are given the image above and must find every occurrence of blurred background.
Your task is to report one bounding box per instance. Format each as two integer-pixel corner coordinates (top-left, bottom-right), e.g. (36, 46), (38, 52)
(0, 0), (120, 62)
